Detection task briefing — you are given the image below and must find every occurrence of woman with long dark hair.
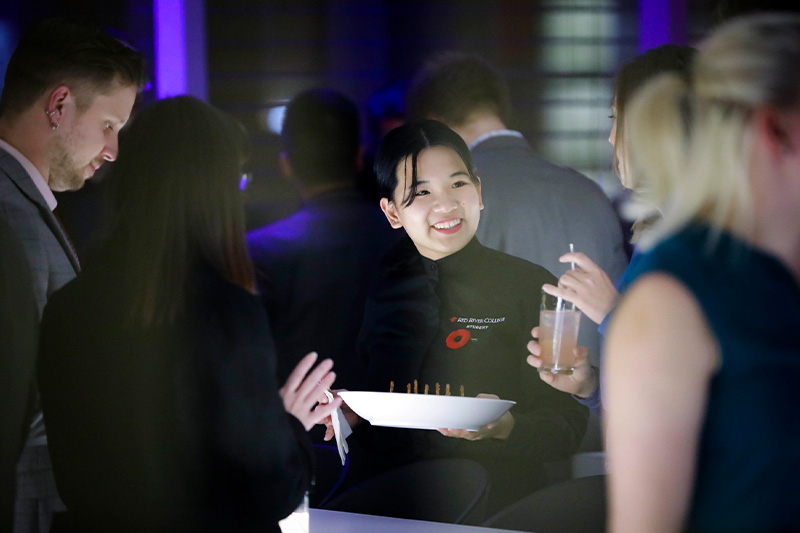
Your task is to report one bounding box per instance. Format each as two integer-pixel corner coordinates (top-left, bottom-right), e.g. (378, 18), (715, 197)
(37, 96), (341, 532)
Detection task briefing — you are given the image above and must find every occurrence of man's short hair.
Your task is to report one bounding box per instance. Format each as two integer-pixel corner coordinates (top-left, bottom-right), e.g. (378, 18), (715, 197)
(281, 88), (360, 187)
(0, 17), (147, 117)
(406, 52), (510, 126)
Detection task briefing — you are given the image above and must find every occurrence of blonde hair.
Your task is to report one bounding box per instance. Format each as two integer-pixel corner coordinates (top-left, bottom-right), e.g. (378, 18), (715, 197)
(612, 45), (695, 192)
(626, 14), (800, 249)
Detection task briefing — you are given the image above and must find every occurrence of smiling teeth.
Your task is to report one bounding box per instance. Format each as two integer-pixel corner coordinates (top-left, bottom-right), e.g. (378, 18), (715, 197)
(434, 219), (461, 229)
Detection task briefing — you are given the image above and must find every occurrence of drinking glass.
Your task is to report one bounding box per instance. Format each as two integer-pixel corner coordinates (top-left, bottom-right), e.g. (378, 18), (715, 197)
(538, 289), (581, 375)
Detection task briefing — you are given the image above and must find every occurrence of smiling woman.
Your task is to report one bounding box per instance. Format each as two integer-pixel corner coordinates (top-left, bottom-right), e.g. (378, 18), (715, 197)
(346, 120), (589, 515)
(379, 144), (483, 260)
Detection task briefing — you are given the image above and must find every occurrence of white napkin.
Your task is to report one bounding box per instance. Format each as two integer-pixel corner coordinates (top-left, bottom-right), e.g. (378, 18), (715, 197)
(324, 390), (351, 465)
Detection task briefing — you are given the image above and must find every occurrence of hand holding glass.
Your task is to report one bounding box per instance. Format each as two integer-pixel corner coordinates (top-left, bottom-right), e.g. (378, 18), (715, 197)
(538, 289), (581, 375)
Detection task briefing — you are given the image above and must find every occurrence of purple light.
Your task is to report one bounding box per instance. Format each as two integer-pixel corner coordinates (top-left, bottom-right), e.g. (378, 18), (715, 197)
(639, 0), (687, 53)
(154, 0), (187, 98)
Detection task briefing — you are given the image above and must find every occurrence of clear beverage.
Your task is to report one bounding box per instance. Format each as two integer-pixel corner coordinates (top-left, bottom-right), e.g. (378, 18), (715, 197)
(538, 309), (581, 375)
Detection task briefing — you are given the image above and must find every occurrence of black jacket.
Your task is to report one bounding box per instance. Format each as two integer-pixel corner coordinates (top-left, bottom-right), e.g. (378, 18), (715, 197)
(38, 256), (312, 533)
(358, 236), (588, 499)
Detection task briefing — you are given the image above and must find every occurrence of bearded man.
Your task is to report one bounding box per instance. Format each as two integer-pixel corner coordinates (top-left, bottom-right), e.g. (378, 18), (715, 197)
(0, 18), (146, 533)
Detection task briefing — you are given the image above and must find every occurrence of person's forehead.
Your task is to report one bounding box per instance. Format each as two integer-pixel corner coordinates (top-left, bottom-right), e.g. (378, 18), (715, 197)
(397, 146), (466, 179)
(82, 84), (137, 117)
(419, 146), (467, 169)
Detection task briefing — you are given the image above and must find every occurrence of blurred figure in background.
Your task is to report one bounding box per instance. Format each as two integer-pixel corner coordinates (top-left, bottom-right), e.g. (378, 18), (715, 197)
(527, 45), (696, 411)
(713, 0), (800, 22)
(247, 88), (396, 401)
(605, 14), (800, 532)
(37, 96), (340, 532)
(405, 52), (628, 384)
(357, 79), (407, 202)
(0, 18), (146, 532)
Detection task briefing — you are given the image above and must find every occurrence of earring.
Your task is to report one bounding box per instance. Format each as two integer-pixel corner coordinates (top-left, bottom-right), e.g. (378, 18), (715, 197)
(45, 109), (59, 130)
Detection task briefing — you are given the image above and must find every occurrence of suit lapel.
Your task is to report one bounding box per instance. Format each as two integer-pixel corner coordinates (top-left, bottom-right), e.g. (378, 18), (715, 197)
(45, 207), (81, 273)
(0, 148), (81, 273)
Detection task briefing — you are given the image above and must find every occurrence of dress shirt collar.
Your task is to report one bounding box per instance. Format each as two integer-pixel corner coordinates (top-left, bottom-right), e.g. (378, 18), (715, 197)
(468, 129), (524, 151)
(0, 138), (57, 211)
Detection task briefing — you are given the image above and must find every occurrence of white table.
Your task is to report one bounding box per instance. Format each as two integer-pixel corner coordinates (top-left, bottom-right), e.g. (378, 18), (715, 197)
(310, 509), (528, 533)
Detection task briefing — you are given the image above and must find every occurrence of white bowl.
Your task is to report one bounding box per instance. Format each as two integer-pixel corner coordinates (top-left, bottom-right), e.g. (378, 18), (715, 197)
(338, 391), (515, 431)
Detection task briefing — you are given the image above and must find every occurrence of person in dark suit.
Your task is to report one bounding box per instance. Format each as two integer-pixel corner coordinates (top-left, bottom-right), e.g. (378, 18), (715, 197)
(0, 18), (147, 533)
(405, 53), (629, 379)
(247, 88), (396, 397)
(37, 96), (342, 533)
(0, 219), (37, 533)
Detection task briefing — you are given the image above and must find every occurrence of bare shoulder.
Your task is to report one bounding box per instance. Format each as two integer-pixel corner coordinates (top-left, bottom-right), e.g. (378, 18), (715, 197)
(604, 276), (719, 533)
(606, 272), (720, 380)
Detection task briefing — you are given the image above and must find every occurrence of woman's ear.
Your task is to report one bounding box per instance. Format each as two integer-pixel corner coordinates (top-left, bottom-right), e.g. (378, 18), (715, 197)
(754, 106), (795, 159)
(379, 197), (404, 229)
(475, 176), (484, 210)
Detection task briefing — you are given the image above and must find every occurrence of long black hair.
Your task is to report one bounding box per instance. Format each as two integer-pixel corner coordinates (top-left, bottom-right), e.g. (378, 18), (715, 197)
(101, 96), (254, 327)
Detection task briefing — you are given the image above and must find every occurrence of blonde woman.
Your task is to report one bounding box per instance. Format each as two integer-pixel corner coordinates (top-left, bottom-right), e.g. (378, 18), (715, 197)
(605, 15), (800, 532)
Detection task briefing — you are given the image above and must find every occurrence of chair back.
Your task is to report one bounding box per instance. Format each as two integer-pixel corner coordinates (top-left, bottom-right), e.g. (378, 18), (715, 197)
(484, 474), (607, 533)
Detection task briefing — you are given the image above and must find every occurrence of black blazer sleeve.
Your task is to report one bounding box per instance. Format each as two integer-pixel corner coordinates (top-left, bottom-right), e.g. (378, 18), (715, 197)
(193, 281), (314, 527)
(359, 236), (440, 393)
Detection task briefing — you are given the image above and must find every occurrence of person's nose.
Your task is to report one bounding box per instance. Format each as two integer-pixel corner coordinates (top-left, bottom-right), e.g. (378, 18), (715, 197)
(101, 134), (120, 162)
(432, 191), (459, 213)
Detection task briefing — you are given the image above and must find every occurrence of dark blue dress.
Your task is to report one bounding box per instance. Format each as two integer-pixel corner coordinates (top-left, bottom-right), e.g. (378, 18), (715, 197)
(623, 224), (800, 532)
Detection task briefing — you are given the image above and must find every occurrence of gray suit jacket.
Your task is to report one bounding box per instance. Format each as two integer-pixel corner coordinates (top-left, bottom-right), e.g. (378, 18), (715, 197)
(0, 146), (79, 445)
(472, 134), (628, 365)
(0, 147), (79, 313)
(0, 218), (38, 531)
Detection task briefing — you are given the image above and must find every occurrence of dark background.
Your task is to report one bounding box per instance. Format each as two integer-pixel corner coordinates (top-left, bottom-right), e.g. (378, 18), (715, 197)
(0, 0), (722, 242)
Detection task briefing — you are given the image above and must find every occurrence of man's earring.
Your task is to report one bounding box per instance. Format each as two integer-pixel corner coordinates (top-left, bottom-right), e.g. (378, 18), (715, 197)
(45, 109), (60, 130)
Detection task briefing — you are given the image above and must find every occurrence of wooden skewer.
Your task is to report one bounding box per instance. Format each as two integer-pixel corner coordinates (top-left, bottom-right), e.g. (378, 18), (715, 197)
(424, 384), (429, 395)
(460, 385), (465, 397)
(389, 381), (394, 393)
(414, 379), (418, 394)
(436, 383), (441, 395)
(446, 383), (451, 396)
(406, 383), (411, 393)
